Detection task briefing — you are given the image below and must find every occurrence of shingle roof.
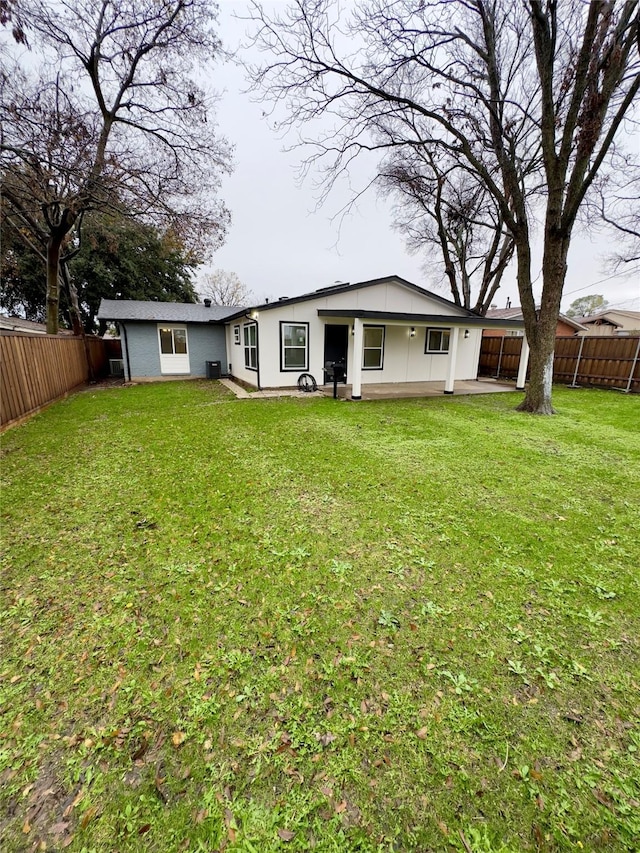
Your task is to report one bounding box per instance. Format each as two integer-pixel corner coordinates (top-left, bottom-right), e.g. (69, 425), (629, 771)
(97, 299), (242, 323)
(485, 306), (586, 331)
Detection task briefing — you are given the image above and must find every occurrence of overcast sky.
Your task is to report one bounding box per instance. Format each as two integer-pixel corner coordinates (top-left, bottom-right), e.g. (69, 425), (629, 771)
(201, 1), (639, 313)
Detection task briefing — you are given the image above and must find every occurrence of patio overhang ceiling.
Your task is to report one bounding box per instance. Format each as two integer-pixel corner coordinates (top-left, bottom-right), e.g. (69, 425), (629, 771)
(317, 309), (525, 330)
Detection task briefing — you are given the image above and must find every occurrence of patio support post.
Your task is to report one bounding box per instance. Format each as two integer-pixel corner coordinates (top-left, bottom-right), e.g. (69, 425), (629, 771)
(516, 335), (530, 390)
(444, 326), (460, 394)
(351, 317), (363, 400)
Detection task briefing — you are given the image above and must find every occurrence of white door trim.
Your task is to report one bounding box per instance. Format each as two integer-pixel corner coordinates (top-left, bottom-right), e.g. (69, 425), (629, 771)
(158, 324), (190, 374)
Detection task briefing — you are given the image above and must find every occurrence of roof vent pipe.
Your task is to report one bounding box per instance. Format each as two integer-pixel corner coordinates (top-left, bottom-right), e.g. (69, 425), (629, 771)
(203, 298), (212, 307)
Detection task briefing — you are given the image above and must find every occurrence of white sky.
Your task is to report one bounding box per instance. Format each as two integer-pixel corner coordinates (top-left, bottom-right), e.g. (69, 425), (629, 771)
(204, 2), (640, 314)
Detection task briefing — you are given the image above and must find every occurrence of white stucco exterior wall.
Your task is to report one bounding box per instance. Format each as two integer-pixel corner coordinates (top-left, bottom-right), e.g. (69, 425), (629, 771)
(227, 280), (483, 389)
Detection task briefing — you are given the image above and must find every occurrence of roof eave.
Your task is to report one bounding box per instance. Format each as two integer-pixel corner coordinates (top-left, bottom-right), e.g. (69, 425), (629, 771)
(316, 309), (524, 328)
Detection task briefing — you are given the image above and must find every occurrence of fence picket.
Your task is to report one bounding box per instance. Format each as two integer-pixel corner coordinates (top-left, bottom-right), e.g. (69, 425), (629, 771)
(479, 335), (640, 392)
(0, 333), (114, 429)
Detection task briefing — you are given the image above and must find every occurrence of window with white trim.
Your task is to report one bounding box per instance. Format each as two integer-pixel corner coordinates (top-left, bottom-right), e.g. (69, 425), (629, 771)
(159, 326), (188, 355)
(280, 322), (309, 371)
(233, 324), (241, 345)
(425, 328), (450, 353)
(243, 323), (257, 370)
(363, 325), (385, 369)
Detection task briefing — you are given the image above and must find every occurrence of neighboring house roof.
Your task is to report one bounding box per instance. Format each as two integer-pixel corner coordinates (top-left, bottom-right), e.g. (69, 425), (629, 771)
(0, 315), (74, 335)
(223, 275), (480, 322)
(576, 310), (640, 328)
(485, 306), (586, 332)
(97, 299), (242, 323)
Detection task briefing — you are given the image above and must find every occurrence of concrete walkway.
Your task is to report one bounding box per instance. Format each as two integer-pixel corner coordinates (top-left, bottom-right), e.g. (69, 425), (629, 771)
(219, 378), (324, 399)
(220, 377), (517, 401)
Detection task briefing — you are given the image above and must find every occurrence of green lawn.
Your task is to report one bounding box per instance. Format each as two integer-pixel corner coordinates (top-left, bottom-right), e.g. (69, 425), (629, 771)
(1, 381), (639, 852)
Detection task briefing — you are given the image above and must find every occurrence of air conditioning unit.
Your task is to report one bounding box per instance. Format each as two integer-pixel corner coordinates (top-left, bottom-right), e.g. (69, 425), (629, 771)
(206, 360), (221, 379)
(109, 358), (124, 377)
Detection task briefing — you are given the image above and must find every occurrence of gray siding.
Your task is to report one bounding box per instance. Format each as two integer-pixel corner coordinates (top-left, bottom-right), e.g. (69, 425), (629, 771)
(187, 324), (227, 376)
(121, 321), (227, 379)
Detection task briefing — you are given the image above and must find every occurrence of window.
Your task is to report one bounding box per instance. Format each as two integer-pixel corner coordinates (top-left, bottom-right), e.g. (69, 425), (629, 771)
(363, 325), (385, 369)
(280, 322), (309, 371)
(244, 323), (257, 370)
(425, 328), (450, 353)
(233, 325), (241, 345)
(159, 326), (187, 355)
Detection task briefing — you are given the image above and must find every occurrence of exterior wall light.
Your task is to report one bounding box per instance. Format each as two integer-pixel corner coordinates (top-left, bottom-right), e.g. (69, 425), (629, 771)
(410, 327), (416, 337)
(464, 329), (470, 339)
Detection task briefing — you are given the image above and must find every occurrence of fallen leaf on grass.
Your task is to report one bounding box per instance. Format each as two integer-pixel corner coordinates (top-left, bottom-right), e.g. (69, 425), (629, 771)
(416, 727), (428, 740)
(80, 806), (98, 829)
(63, 789), (84, 818)
(593, 789), (613, 809)
(532, 824), (546, 849)
(277, 829), (295, 841)
(131, 740), (149, 761)
(172, 731), (186, 747)
(315, 732), (337, 747)
(224, 808), (237, 843)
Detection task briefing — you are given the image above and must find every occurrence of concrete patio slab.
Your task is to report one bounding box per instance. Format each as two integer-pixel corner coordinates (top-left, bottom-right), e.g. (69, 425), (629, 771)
(220, 377), (518, 401)
(331, 378), (518, 400)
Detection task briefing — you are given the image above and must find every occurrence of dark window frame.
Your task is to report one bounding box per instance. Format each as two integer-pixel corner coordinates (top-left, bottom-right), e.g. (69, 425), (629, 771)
(233, 324), (241, 345)
(425, 328), (451, 354)
(243, 322), (258, 371)
(279, 321), (309, 372)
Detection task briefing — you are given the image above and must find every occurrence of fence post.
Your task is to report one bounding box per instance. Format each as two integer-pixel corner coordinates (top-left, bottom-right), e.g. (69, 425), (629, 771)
(570, 336), (585, 387)
(626, 337), (640, 393)
(495, 335), (505, 379)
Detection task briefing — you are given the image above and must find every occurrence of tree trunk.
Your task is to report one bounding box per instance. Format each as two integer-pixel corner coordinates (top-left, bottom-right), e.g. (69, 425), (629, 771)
(516, 334), (555, 414)
(517, 230), (569, 414)
(46, 235), (63, 335)
(60, 258), (96, 382)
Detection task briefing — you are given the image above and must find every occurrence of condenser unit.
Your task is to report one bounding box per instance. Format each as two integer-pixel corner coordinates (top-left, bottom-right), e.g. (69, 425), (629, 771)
(109, 358), (124, 377)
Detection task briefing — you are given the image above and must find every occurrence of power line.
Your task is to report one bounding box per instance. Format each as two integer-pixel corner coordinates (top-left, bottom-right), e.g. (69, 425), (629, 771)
(563, 267), (640, 298)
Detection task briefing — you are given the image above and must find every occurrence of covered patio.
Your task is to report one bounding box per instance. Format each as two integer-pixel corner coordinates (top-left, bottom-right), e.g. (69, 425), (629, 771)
(324, 377), (518, 401)
(318, 309), (529, 398)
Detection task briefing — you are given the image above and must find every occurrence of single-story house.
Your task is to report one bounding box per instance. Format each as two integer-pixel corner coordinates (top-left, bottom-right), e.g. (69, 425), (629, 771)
(98, 276), (528, 395)
(574, 309), (640, 336)
(482, 306), (586, 337)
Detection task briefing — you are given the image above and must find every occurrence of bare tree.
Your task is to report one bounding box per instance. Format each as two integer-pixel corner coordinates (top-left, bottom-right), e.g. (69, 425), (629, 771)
(246, 0), (640, 413)
(380, 150), (514, 315)
(595, 175), (640, 267)
(1, 0), (232, 334)
(199, 270), (254, 306)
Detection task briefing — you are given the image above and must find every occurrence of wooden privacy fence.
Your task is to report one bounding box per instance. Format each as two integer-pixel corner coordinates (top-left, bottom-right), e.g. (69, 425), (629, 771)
(479, 335), (640, 393)
(1, 332), (111, 428)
